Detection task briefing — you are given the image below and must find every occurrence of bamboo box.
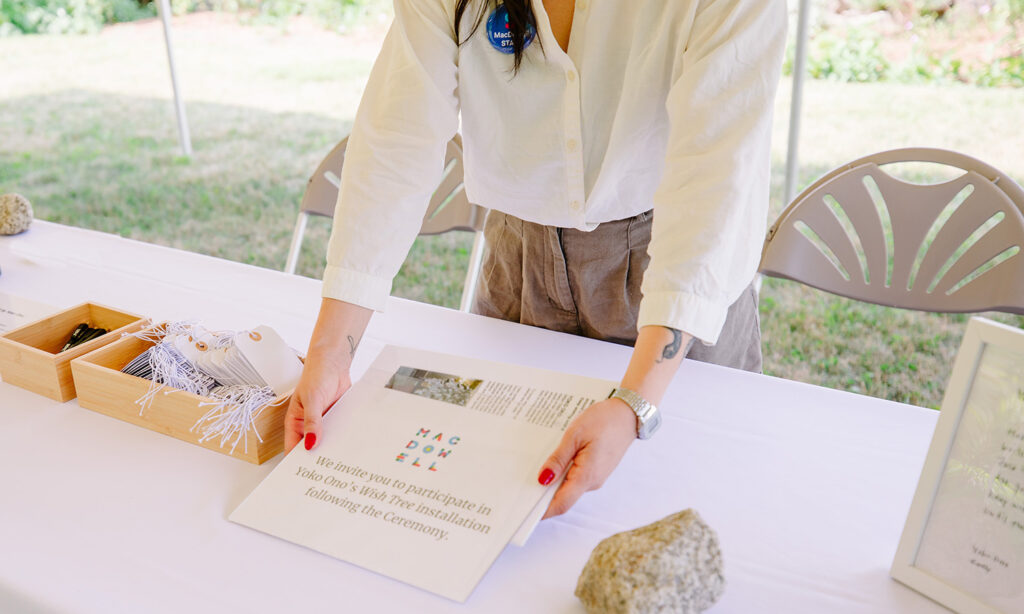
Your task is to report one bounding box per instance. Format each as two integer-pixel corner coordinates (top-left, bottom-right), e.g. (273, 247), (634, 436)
(70, 329), (291, 464)
(0, 302), (146, 402)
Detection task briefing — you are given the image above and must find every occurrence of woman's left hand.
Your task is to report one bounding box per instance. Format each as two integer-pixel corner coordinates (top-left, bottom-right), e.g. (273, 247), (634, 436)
(538, 397), (637, 519)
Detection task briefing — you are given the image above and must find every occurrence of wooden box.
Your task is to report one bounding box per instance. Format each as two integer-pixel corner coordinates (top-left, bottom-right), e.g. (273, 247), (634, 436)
(70, 329), (290, 464)
(0, 302), (146, 402)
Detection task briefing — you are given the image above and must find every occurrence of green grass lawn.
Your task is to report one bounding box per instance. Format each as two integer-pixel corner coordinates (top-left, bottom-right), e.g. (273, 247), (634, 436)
(1, 13), (1022, 408)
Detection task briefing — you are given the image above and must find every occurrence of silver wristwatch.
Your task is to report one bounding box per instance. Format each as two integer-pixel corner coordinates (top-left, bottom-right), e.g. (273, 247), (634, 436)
(609, 387), (662, 440)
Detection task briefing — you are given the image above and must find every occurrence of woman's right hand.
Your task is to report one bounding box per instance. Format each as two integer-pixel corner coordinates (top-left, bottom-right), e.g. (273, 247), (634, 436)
(284, 297), (373, 454)
(284, 351), (352, 453)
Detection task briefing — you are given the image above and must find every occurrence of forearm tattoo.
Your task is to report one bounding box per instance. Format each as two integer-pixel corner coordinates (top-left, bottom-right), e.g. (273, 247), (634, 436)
(656, 328), (683, 364)
(347, 334), (360, 357)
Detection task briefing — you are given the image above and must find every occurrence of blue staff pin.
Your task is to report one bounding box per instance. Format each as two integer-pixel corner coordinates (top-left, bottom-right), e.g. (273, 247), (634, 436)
(486, 4), (535, 54)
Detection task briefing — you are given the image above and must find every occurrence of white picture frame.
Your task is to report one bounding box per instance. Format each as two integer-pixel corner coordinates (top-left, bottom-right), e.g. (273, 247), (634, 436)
(892, 317), (1024, 614)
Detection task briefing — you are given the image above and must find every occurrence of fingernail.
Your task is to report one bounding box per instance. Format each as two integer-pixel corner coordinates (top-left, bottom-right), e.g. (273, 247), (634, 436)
(539, 468), (555, 486)
(304, 432), (316, 451)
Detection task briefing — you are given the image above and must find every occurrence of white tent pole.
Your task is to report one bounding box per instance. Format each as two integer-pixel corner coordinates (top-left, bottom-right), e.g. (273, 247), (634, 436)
(783, 0), (811, 205)
(157, 0), (193, 157)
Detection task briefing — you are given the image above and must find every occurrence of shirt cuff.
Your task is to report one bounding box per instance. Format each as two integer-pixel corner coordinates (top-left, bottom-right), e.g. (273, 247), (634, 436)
(321, 265), (393, 312)
(636, 290), (733, 346)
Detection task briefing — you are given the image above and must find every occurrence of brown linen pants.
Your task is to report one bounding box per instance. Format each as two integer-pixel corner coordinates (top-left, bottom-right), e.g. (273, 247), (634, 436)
(471, 210), (763, 373)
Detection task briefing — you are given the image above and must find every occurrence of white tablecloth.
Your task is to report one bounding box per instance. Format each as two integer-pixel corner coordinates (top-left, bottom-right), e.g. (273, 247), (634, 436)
(0, 222), (946, 613)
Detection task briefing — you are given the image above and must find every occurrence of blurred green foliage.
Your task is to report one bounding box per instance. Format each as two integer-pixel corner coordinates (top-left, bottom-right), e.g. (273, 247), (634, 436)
(168, 0), (387, 29)
(785, 25), (890, 83)
(784, 1), (1023, 87)
(1, 0), (154, 35)
(975, 55), (1024, 87)
(0, 0), (387, 35)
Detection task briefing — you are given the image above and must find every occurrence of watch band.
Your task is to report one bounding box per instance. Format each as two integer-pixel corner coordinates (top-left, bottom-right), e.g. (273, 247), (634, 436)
(608, 387), (662, 440)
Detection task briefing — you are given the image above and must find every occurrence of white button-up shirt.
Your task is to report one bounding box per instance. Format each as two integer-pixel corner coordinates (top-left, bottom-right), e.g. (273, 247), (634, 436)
(323, 0), (787, 344)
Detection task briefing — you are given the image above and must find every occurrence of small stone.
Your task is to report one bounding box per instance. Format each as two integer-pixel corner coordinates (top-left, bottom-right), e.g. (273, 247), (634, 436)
(0, 193), (33, 235)
(575, 509), (725, 614)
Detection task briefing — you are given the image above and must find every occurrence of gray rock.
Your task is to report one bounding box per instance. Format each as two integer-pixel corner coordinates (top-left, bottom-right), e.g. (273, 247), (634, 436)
(0, 193), (33, 235)
(575, 509), (725, 614)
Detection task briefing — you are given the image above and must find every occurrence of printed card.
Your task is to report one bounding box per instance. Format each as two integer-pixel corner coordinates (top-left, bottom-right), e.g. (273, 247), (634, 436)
(230, 345), (613, 602)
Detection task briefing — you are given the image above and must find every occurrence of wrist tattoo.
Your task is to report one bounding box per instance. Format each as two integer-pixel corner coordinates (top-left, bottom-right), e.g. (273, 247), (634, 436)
(347, 334), (360, 357)
(656, 328), (683, 363)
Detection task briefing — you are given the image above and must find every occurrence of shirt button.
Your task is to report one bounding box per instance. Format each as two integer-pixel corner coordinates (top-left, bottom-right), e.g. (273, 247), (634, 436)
(567, 138), (578, 152)
(567, 70), (577, 82)
(570, 200), (582, 211)
(577, 0), (587, 9)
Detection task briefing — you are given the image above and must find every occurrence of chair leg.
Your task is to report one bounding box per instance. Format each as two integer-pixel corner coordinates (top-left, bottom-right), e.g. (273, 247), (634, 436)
(459, 230), (487, 312)
(284, 212), (309, 275)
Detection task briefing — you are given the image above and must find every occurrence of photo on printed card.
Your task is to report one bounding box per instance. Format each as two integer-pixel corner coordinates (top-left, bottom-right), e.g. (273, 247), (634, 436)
(386, 366), (483, 407)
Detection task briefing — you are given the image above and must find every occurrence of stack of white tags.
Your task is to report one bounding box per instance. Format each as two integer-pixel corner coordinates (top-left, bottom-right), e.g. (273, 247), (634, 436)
(122, 324), (218, 398)
(122, 321), (305, 453)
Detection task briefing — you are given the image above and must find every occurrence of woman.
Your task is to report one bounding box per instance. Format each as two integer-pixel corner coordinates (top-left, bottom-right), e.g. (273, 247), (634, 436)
(285, 0), (787, 518)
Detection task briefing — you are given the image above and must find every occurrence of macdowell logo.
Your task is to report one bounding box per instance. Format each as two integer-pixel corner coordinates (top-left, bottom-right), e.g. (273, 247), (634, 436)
(487, 5), (535, 54)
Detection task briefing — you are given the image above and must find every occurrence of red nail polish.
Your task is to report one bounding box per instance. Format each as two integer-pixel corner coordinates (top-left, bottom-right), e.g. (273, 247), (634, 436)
(304, 432), (316, 451)
(539, 468), (555, 486)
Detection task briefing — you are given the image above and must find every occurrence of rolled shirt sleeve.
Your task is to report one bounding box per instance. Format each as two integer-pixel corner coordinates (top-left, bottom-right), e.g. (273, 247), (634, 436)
(638, 0), (787, 345)
(321, 0), (460, 311)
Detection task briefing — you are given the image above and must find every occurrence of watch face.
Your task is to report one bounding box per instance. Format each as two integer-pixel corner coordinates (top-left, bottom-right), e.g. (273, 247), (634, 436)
(639, 410), (662, 439)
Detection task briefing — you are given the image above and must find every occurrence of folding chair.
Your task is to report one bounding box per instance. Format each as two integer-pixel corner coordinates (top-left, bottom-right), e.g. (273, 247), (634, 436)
(284, 134), (488, 312)
(760, 148), (1024, 314)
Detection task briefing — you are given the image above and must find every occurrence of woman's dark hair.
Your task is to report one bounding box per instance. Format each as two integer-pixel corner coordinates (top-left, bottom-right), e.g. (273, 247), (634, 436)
(454, 0), (539, 72)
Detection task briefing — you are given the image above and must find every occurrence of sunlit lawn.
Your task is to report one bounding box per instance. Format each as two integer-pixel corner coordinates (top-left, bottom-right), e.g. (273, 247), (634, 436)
(1, 13), (1022, 407)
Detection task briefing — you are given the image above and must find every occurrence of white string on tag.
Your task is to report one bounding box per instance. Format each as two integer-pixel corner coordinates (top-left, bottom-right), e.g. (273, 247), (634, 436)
(124, 322), (219, 414)
(192, 385), (284, 454)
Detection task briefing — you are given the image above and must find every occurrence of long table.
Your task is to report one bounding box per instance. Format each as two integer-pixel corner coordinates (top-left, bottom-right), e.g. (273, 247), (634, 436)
(0, 221), (948, 613)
